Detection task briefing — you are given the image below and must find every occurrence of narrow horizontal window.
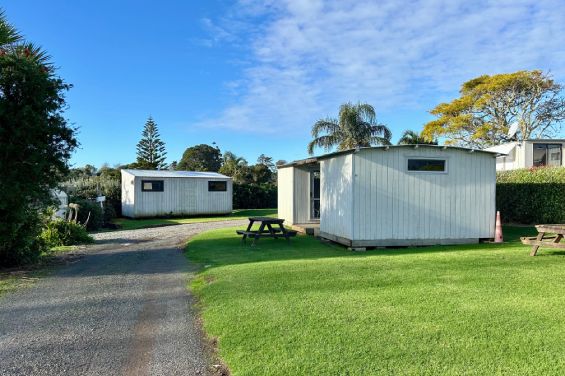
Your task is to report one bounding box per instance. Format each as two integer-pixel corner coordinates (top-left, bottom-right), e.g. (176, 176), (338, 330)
(208, 181), (227, 192)
(141, 180), (164, 192)
(407, 159), (446, 172)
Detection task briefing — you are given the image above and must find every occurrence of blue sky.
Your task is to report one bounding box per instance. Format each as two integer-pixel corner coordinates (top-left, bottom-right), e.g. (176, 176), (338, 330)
(4, 0), (565, 167)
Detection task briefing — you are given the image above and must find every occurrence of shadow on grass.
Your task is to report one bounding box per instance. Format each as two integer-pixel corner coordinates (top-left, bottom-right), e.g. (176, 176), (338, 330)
(185, 225), (543, 268)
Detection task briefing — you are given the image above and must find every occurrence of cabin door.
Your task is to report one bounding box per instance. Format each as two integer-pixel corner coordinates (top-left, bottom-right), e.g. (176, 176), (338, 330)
(310, 171), (320, 220)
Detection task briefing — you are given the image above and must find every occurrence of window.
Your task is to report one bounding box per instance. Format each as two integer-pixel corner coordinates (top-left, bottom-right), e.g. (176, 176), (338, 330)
(208, 181), (227, 192)
(407, 159), (446, 172)
(533, 143), (562, 167)
(141, 180), (164, 192)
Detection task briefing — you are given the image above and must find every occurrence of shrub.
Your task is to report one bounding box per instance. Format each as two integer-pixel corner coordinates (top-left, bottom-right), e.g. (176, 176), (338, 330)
(496, 167), (565, 224)
(71, 199), (104, 231)
(40, 219), (93, 248)
(62, 175), (121, 217)
(233, 183), (277, 209)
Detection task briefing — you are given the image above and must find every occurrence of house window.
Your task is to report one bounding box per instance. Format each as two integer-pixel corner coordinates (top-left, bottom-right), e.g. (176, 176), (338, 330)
(533, 144), (562, 167)
(141, 180), (164, 192)
(208, 181), (227, 192)
(407, 159), (446, 172)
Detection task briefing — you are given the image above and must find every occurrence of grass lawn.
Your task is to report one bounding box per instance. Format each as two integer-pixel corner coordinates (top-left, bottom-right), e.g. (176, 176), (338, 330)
(113, 208), (276, 231)
(186, 225), (565, 375)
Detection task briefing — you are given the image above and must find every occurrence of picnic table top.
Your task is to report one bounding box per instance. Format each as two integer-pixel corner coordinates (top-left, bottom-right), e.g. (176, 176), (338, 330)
(535, 224), (565, 233)
(248, 216), (285, 223)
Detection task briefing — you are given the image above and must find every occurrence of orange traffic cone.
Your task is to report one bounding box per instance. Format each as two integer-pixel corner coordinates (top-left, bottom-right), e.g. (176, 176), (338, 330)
(494, 211), (503, 243)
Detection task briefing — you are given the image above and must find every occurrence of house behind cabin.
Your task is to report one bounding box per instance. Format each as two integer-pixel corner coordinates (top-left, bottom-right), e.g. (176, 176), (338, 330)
(278, 145), (497, 248)
(485, 139), (564, 171)
(121, 169), (232, 218)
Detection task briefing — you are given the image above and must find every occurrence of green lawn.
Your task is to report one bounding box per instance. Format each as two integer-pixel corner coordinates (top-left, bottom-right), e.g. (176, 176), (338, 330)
(113, 208), (277, 231)
(186, 225), (565, 375)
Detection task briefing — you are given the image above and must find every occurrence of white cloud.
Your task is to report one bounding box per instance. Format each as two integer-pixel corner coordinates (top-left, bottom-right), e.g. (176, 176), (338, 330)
(197, 0), (565, 133)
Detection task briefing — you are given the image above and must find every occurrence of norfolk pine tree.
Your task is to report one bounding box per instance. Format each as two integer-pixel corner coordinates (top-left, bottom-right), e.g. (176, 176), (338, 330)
(135, 116), (168, 169)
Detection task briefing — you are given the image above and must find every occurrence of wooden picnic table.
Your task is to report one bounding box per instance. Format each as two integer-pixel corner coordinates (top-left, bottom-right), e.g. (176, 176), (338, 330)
(521, 224), (565, 256)
(236, 217), (297, 246)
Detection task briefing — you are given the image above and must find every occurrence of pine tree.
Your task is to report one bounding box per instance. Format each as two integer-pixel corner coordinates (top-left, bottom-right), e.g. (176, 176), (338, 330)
(136, 116), (167, 169)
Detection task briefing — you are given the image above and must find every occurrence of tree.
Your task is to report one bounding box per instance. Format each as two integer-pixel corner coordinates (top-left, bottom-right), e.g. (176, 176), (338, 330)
(307, 102), (392, 155)
(276, 160), (288, 166)
(219, 151), (250, 183)
(135, 116), (167, 169)
(397, 130), (437, 145)
(0, 10), (78, 265)
(422, 71), (565, 148)
(177, 144), (222, 172)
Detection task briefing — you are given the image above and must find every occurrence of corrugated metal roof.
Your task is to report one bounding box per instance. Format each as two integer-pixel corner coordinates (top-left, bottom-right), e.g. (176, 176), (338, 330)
(278, 144), (500, 168)
(121, 169), (231, 179)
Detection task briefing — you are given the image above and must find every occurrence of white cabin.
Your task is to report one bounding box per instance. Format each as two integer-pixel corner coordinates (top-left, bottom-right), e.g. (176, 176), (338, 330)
(121, 169), (232, 218)
(278, 145), (497, 247)
(484, 139), (564, 171)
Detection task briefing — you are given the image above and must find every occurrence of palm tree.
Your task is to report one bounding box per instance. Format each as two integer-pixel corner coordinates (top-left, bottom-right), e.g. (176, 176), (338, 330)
(219, 151), (250, 183)
(397, 130), (438, 145)
(0, 10), (50, 65)
(307, 102), (392, 155)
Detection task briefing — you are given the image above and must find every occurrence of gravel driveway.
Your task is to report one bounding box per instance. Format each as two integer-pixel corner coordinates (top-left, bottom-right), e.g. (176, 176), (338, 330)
(0, 220), (246, 376)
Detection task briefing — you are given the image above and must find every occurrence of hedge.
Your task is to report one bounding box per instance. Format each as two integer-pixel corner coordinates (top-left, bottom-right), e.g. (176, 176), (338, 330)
(233, 183), (277, 209)
(497, 167), (565, 224)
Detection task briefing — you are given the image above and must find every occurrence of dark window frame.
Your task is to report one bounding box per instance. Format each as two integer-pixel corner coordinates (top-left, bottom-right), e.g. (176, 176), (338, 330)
(141, 180), (164, 192)
(407, 158), (447, 173)
(532, 143), (562, 167)
(208, 180), (227, 192)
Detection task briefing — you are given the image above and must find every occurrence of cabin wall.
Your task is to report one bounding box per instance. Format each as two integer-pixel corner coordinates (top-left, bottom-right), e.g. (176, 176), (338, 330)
(320, 154), (353, 240)
(277, 167), (294, 224)
(293, 167), (312, 223)
(350, 148), (496, 244)
(131, 177), (232, 218)
(121, 171), (135, 217)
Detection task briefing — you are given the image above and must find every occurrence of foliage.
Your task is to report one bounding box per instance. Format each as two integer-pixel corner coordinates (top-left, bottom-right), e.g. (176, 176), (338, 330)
(187, 226), (565, 375)
(0, 10), (77, 266)
(397, 129), (437, 145)
(233, 183), (277, 209)
(177, 144), (222, 171)
(219, 151), (250, 183)
(135, 116), (168, 169)
(40, 219), (93, 248)
(71, 199), (104, 231)
(63, 173), (121, 217)
(422, 71), (565, 148)
(496, 167), (565, 224)
(308, 102), (392, 155)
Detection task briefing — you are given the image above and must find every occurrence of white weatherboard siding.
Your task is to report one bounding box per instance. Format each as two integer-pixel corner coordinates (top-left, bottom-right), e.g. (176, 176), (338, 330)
(320, 154), (353, 240)
(133, 178), (231, 217)
(277, 167), (294, 224)
(121, 170), (135, 217)
(351, 148), (495, 244)
(121, 170), (232, 218)
(293, 167), (311, 224)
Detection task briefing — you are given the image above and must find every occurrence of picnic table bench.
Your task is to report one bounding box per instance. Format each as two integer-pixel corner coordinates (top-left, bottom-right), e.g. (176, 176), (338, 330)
(236, 217), (297, 246)
(521, 224), (565, 256)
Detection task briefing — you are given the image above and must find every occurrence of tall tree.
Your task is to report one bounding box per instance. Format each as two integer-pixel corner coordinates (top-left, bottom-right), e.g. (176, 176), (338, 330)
(422, 71), (565, 148)
(308, 102), (392, 155)
(397, 130), (437, 145)
(219, 151), (250, 183)
(0, 9), (77, 265)
(135, 116), (167, 169)
(177, 144), (222, 172)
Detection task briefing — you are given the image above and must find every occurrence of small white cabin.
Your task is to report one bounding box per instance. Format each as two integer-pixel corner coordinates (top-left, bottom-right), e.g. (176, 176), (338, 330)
(121, 169), (232, 218)
(484, 139), (564, 171)
(278, 145), (498, 248)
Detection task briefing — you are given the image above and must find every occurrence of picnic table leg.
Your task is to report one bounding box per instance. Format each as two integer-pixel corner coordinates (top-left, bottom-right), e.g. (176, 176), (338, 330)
(252, 223), (266, 247)
(277, 223), (291, 243)
(242, 219), (254, 244)
(530, 232), (545, 256)
(266, 223), (277, 239)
